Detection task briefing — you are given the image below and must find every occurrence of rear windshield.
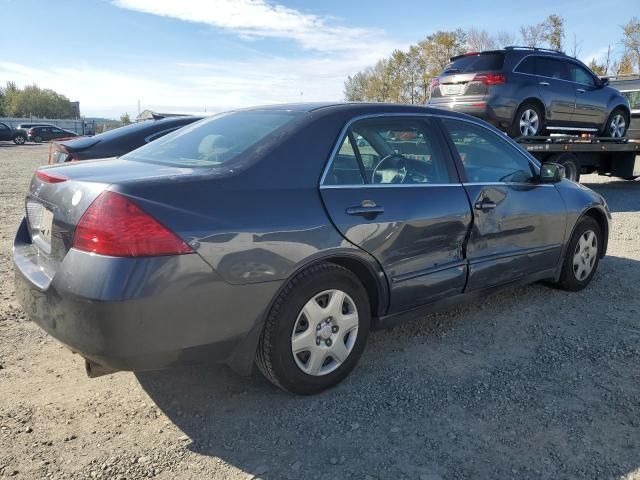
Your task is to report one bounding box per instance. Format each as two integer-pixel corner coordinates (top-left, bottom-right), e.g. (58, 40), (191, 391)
(123, 110), (301, 167)
(442, 53), (505, 74)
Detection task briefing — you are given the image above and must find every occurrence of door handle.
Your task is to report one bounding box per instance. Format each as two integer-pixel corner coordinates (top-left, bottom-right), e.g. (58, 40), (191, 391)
(474, 199), (497, 210)
(346, 200), (384, 217)
(576, 88), (586, 93)
(539, 81), (550, 86)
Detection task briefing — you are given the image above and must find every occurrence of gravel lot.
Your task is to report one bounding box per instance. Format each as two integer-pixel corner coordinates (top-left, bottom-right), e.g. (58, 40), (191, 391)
(0, 142), (639, 480)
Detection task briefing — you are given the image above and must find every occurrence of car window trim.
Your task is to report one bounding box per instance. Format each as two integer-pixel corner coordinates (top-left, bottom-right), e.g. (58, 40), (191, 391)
(319, 113), (463, 188)
(347, 130), (369, 184)
(512, 54), (597, 86)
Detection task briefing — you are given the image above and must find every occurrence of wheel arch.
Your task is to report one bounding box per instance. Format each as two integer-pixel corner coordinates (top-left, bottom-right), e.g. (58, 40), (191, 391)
(514, 97), (546, 123)
(581, 207), (609, 258)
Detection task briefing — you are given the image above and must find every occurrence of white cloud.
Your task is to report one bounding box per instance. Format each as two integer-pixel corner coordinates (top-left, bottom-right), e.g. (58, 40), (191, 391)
(112, 0), (394, 53)
(581, 47), (609, 64)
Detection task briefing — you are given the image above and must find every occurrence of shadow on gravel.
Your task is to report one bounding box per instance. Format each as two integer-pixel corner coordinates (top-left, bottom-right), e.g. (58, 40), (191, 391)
(584, 179), (640, 213)
(137, 255), (640, 480)
(0, 142), (42, 148)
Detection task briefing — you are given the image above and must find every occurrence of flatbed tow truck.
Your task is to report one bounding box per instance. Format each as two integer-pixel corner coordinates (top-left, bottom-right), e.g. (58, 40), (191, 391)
(516, 135), (640, 182)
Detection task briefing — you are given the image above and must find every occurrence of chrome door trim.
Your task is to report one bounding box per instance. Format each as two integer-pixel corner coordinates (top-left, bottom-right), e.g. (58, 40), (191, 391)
(319, 112), (541, 187)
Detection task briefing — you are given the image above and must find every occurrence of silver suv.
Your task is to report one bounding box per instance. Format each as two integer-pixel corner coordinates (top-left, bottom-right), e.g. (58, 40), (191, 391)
(608, 73), (640, 140)
(428, 46), (631, 138)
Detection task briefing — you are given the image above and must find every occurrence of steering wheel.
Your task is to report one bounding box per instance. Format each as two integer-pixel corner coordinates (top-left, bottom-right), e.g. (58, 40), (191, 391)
(372, 154), (408, 184)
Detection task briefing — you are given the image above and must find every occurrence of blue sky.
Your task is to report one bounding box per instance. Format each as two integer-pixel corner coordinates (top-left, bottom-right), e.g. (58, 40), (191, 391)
(0, 0), (634, 118)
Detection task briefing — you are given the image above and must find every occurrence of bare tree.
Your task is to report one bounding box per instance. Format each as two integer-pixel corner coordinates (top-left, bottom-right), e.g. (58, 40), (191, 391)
(542, 14), (565, 51)
(496, 31), (516, 48)
(466, 28), (496, 52)
(621, 17), (640, 71)
(520, 23), (546, 48)
(570, 33), (583, 58)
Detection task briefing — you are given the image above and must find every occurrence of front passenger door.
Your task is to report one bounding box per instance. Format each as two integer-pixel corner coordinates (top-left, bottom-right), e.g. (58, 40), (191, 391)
(441, 118), (567, 291)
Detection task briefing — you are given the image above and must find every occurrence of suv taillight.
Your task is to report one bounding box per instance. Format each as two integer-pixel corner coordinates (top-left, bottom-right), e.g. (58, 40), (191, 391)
(73, 191), (194, 257)
(472, 73), (506, 85)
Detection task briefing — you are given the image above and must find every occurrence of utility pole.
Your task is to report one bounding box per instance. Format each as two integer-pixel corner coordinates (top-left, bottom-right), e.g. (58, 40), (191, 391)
(137, 100), (141, 116)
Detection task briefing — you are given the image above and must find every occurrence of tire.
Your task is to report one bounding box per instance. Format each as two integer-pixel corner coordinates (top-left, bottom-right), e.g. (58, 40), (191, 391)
(553, 216), (602, 291)
(256, 262), (370, 395)
(13, 135), (25, 145)
(509, 102), (544, 138)
(34, 136), (42, 143)
(552, 152), (581, 182)
(602, 108), (629, 138)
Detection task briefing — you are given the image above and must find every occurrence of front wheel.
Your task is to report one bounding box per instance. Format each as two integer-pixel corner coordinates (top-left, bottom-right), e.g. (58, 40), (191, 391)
(256, 263), (370, 395)
(13, 135), (26, 145)
(552, 216), (602, 291)
(602, 108), (628, 138)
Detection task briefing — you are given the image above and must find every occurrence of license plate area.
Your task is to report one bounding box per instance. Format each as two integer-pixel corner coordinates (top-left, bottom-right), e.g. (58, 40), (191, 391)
(442, 84), (464, 96)
(26, 201), (54, 254)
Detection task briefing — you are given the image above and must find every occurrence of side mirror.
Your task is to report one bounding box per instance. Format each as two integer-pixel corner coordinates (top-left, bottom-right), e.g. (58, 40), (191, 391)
(599, 77), (610, 88)
(540, 162), (566, 183)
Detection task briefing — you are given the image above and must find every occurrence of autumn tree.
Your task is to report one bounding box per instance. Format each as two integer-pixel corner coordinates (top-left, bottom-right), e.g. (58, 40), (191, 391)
(543, 14), (565, 51)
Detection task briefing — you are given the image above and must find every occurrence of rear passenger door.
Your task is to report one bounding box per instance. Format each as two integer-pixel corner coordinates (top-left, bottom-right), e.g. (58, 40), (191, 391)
(535, 56), (576, 125)
(440, 118), (567, 290)
(320, 116), (472, 313)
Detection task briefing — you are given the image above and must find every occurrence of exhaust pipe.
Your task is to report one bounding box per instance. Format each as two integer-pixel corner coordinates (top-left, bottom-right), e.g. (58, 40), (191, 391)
(84, 359), (119, 378)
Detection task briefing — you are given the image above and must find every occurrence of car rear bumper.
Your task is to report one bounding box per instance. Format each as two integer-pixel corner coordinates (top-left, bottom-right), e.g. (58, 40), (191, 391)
(429, 97), (515, 127)
(13, 218), (279, 373)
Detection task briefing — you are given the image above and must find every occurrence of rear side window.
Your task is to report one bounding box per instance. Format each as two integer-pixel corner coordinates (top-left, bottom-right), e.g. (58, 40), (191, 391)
(442, 119), (534, 183)
(514, 56), (536, 74)
(536, 57), (571, 81)
(324, 117), (451, 186)
(123, 111), (301, 167)
(443, 53), (505, 74)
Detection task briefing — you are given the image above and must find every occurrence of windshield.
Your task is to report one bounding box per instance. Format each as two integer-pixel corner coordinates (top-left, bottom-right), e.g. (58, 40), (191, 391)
(123, 110), (301, 167)
(443, 52), (505, 74)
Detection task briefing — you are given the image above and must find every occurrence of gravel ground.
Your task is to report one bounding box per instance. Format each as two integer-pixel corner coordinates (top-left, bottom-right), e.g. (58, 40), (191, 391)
(0, 142), (639, 480)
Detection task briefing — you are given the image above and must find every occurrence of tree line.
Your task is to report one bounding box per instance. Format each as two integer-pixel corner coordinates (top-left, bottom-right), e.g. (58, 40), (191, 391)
(344, 16), (640, 103)
(0, 82), (78, 119)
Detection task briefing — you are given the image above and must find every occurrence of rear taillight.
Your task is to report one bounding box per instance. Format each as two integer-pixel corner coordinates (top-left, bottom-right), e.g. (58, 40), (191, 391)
(36, 170), (68, 183)
(73, 191), (194, 257)
(472, 73), (506, 85)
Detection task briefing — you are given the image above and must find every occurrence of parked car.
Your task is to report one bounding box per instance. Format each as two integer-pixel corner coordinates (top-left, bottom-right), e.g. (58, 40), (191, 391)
(12, 123), (55, 144)
(428, 46), (631, 138)
(608, 73), (640, 141)
(49, 115), (203, 163)
(14, 103), (610, 394)
(0, 122), (32, 144)
(27, 126), (77, 143)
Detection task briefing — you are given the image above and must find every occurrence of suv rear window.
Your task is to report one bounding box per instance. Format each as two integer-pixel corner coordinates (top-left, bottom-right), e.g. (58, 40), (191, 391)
(442, 53), (505, 74)
(123, 110), (301, 167)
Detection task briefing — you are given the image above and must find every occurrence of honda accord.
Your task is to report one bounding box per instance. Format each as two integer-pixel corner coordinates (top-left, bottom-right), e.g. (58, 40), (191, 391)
(14, 103), (610, 394)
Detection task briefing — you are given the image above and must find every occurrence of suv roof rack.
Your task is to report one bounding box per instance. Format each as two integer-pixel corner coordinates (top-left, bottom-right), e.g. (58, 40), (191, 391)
(504, 46), (566, 55)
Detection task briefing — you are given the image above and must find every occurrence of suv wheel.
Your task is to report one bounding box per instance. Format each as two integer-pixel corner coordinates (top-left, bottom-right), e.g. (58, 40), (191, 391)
(510, 103), (544, 138)
(603, 108), (628, 138)
(256, 262), (370, 395)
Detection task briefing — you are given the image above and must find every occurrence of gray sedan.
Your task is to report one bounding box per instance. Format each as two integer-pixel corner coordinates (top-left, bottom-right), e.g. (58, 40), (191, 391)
(13, 103), (610, 394)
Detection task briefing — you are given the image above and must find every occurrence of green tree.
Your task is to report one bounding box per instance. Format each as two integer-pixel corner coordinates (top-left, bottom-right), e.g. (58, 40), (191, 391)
(543, 14), (565, 51)
(2, 82), (76, 118)
(120, 113), (132, 125)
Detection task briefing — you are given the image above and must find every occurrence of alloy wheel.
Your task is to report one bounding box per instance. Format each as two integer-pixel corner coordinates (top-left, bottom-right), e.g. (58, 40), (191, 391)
(519, 109), (540, 136)
(572, 230), (598, 281)
(14, 136), (25, 145)
(609, 114), (626, 138)
(291, 289), (359, 376)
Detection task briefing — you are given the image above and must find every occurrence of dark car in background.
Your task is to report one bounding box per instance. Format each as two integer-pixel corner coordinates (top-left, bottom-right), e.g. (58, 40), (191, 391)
(428, 46), (631, 138)
(13, 123), (55, 144)
(27, 126), (77, 143)
(609, 73), (640, 140)
(0, 122), (37, 144)
(14, 103), (609, 394)
(49, 115), (203, 163)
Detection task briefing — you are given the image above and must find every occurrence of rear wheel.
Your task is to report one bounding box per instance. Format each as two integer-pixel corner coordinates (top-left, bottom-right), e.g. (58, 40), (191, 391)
(33, 135), (43, 143)
(13, 135), (25, 145)
(602, 108), (628, 138)
(256, 263), (370, 395)
(552, 216), (602, 291)
(510, 102), (544, 138)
